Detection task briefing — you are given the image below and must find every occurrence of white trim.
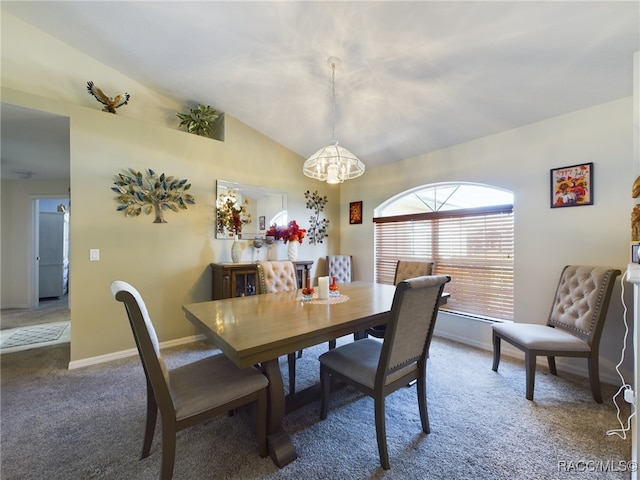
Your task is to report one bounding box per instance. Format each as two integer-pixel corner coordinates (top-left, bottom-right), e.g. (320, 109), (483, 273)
(67, 333), (206, 370)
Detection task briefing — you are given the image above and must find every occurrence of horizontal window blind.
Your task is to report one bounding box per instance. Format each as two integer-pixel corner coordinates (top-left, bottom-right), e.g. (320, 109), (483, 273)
(374, 206), (513, 320)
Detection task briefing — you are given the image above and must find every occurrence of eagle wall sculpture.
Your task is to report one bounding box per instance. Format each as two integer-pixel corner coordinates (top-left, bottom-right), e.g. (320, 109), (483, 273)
(86, 81), (130, 113)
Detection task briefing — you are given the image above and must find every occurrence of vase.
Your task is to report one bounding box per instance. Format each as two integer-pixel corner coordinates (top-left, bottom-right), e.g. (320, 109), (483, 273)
(287, 241), (298, 261)
(231, 235), (242, 263)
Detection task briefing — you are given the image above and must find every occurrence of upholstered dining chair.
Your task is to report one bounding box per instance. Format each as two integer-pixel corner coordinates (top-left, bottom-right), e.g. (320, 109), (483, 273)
(319, 274), (451, 470)
(491, 265), (621, 402)
(256, 260), (306, 395)
(367, 260), (435, 338)
(327, 255), (353, 283)
(111, 281), (268, 479)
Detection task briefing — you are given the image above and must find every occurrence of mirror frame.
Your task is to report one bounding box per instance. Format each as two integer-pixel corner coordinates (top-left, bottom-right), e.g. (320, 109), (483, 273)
(215, 180), (287, 239)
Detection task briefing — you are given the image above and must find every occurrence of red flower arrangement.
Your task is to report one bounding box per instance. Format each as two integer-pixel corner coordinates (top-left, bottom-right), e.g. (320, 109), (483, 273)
(265, 220), (307, 244)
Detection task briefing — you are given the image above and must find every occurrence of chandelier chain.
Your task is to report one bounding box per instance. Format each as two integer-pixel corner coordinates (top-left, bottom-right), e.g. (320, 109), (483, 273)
(330, 61), (337, 145)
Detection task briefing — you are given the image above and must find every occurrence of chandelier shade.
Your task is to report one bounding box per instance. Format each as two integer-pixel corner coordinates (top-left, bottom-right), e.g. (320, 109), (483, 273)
(303, 57), (365, 184)
(303, 142), (365, 184)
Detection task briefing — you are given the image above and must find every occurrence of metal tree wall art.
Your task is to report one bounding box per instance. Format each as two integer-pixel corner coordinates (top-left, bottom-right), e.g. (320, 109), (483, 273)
(305, 190), (329, 245)
(112, 168), (195, 223)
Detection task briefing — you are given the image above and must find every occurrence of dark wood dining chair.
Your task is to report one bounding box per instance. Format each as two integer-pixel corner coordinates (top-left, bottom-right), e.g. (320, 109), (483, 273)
(491, 265), (621, 402)
(319, 274), (451, 470)
(367, 260), (435, 338)
(111, 280), (268, 479)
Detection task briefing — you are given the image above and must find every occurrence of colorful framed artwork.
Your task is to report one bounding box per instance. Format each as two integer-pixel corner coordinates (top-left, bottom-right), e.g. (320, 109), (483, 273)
(349, 201), (363, 224)
(550, 162), (593, 208)
(259, 215), (265, 230)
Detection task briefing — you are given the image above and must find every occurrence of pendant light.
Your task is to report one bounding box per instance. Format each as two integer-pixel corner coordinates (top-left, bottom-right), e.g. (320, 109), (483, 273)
(303, 57), (365, 184)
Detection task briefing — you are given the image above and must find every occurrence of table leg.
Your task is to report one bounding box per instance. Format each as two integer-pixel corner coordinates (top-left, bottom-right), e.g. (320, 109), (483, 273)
(261, 358), (298, 467)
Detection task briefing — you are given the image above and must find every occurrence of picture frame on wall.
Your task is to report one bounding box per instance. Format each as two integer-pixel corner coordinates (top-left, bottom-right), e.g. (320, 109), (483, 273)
(550, 162), (593, 208)
(349, 201), (363, 224)
(259, 215), (265, 231)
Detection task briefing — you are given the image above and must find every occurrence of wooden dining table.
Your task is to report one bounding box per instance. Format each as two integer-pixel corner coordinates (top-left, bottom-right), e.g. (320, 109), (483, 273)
(182, 281), (401, 467)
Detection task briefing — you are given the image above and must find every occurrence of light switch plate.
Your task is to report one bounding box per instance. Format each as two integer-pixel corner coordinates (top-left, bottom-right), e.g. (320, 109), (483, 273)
(89, 249), (100, 261)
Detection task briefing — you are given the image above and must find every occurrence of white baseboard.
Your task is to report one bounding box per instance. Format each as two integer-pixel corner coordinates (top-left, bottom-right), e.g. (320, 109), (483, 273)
(68, 333), (206, 370)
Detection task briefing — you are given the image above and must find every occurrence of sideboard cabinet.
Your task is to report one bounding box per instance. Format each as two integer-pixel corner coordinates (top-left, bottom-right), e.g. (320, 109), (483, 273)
(211, 261), (313, 300)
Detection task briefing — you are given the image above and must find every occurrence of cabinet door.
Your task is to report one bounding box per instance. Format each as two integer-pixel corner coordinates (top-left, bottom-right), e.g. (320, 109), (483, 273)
(231, 270), (257, 297)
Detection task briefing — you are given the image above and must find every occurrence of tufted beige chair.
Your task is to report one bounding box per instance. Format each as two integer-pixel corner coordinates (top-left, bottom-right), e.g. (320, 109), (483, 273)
(256, 260), (299, 293)
(327, 255), (353, 284)
(256, 261), (304, 395)
(492, 265), (621, 402)
(394, 260), (435, 284)
(367, 260), (435, 338)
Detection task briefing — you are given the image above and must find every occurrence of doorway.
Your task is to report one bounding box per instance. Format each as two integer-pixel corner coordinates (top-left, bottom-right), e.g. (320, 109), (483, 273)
(0, 195), (71, 352)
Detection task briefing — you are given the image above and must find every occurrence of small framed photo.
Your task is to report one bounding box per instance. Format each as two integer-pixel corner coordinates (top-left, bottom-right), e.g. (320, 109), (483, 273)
(550, 162), (593, 208)
(259, 215), (265, 231)
(349, 201), (363, 224)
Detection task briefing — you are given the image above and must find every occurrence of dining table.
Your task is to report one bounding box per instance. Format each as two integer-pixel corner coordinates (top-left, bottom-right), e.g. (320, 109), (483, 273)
(182, 281), (447, 468)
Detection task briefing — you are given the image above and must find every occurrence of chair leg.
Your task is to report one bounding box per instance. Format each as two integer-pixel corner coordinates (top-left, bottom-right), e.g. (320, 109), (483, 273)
(328, 339), (336, 350)
(525, 351), (536, 401)
(319, 365), (330, 420)
(416, 365), (430, 434)
(160, 419), (176, 480)
(353, 330), (368, 340)
(287, 353), (296, 395)
(588, 355), (603, 403)
(142, 380), (158, 459)
(375, 396), (390, 470)
(547, 356), (557, 375)
(491, 332), (501, 372)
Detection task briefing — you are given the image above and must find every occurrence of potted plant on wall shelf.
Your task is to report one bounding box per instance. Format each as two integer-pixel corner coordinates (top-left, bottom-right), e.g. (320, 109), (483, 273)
(176, 104), (220, 137)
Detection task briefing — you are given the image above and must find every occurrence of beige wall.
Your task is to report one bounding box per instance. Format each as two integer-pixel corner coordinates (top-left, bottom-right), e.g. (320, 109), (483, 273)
(340, 97), (634, 383)
(1, 13), (339, 364)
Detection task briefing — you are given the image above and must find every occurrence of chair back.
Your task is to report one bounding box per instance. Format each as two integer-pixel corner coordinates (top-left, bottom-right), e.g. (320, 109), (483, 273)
(256, 261), (298, 294)
(377, 275), (450, 384)
(547, 265), (621, 346)
(111, 281), (173, 411)
(327, 255), (353, 283)
(394, 260), (435, 285)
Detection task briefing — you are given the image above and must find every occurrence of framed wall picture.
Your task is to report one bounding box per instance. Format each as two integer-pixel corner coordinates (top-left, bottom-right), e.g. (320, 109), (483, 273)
(349, 201), (363, 224)
(550, 162), (593, 208)
(259, 215), (265, 231)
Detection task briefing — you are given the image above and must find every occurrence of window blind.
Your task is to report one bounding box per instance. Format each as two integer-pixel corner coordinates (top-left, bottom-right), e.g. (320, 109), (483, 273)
(374, 205), (514, 320)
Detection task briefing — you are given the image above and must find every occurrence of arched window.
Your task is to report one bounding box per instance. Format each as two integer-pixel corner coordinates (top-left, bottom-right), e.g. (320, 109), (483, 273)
(374, 182), (514, 321)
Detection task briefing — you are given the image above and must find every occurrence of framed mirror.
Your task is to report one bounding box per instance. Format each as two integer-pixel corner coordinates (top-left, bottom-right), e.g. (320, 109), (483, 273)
(215, 180), (287, 239)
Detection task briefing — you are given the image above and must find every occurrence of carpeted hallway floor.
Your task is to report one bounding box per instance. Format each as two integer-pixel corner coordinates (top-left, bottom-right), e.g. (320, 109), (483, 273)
(0, 295), (70, 354)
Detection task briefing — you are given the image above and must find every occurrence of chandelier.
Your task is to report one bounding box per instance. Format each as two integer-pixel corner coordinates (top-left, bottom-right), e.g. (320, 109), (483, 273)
(303, 57), (365, 184)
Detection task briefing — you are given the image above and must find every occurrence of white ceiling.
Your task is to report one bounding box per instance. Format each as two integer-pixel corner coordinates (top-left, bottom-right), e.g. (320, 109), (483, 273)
(2, 1), (639, 180)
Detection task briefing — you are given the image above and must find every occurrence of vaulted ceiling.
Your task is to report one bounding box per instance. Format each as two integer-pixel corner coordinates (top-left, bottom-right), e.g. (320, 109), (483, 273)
(2, 1), (639, 180)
